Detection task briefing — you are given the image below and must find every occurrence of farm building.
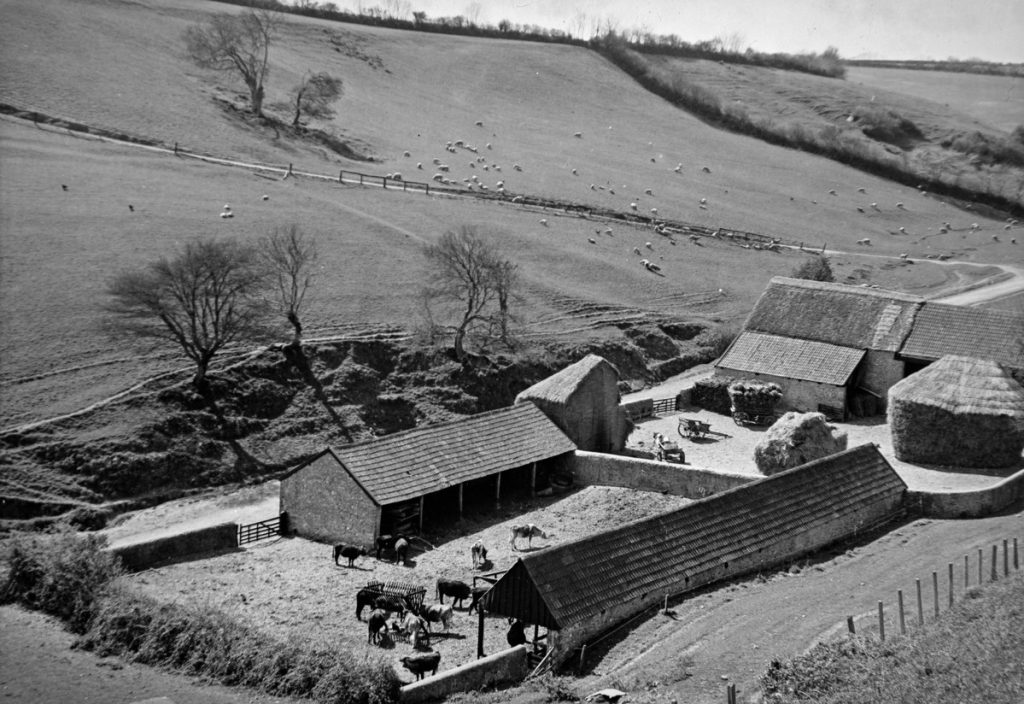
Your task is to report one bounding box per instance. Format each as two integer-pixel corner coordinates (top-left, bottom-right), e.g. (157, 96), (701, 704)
(888, 355), (1024, 469)
(715, 277), (930, 417)
(280, 403), (576, 545)
(515, 354), (630, 452)
(481, 444), (906, 668)
(897, 303), (1024, 380)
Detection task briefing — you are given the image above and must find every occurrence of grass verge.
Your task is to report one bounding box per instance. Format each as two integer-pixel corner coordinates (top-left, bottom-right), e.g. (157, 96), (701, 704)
(1, 531), (401, 704)
(759, 571), (1024, 703)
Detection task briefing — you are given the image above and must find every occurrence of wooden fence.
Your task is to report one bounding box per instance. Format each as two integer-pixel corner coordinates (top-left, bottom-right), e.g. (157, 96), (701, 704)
(237, 516), (281, 546)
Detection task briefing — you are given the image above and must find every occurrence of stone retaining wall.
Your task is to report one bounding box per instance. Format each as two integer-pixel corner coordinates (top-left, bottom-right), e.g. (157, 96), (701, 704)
(400, 645), (530, 703)
(569, 450), (756, 498)
(109, 522), (238, 572)
(908, 468), (1024, 518)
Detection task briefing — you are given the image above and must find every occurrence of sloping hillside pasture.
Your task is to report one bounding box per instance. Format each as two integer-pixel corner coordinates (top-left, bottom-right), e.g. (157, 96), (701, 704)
(2, 0), (1020, 251)
(847, 66), (1024, 134)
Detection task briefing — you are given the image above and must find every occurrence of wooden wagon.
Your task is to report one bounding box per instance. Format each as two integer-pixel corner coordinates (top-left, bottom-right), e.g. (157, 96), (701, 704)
(678, 417), (711, 440)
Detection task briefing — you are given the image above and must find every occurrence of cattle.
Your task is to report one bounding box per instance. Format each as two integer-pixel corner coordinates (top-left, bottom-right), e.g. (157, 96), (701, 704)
(400, 651), (441, 680)
(418, 604), (454, 632)
(436, 579), (472, 608)
(375, 534), (409, 564)
(367, 608), (389, 644)
(470, 540), (488, 569)
(332, 544), (367, 567)
(509, 524), (549, 551)
(467, 585), (490, 615)
(356, 588), (408, 620)
(506, 618), (528, 647)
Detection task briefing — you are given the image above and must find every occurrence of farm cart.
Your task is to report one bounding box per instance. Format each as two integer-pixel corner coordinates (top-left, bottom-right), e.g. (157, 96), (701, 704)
(654, 433), (686, 463)
(678, 417), (712, 440)
(727, 380), (782, 427)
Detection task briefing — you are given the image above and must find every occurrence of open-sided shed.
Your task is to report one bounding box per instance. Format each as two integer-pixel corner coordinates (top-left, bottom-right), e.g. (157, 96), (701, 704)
(481, 444), (906, 667)
(281, 402), (576, 545)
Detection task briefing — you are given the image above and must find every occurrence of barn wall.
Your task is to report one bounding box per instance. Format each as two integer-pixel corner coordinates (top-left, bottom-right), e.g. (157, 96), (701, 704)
(280, 454), (380, 544)
(861, 351), (903, 405)
(543, 475), (905, 667)
(715, 368), (845, 413)
(562, 364), (628, 453)
(569, 451), (755, 498)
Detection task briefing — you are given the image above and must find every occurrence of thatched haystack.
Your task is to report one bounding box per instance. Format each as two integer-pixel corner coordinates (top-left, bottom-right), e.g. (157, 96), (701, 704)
(888, 356), (1024, 468)
(515, 354), (629, 452)
(754, 412), (848, 475)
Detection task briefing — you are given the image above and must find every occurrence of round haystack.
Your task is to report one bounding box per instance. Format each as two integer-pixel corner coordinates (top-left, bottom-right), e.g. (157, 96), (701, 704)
(888, 355), (1024, 468)
(754, 411), (848, 475)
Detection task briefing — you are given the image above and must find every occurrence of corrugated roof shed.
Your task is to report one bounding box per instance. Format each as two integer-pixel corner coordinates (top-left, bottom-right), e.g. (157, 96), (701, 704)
(328, 402), (576, 506)
(486, 445), (905, 628)
(899, 303), (1024, 371)
(744, 277), (923, 351)
(717, 331), (865, 385)
(515, 355), (614, 406)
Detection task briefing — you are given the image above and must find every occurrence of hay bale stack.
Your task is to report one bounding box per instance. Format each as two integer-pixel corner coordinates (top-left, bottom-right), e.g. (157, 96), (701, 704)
(888, 355), (1024, 468)
(754, 412), (848, 475)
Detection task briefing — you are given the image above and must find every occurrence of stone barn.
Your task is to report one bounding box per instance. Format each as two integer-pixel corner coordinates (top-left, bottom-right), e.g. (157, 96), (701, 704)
(280, 403), (576, 545)
(888, 355), (1024, 469)
(715, 277), (924, 416)
(481, 444), (906, 668)
(515, 354), (629, 452)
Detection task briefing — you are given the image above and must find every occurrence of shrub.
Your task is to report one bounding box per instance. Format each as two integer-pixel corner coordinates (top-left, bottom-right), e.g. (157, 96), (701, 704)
(790, 255), (835, 282)
(855, 106), (923, 146)
(694, 323), (740, 359)
(0, 530), (122, 633)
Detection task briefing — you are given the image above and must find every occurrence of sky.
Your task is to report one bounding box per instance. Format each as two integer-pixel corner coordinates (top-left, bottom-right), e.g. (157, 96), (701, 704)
(333, 0), (1024, 63)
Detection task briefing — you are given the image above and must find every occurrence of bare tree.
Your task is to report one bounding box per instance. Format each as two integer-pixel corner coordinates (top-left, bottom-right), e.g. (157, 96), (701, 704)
(462, 2), (482, 27)
(184, 8), (280, 116)
(258, 226), (349, 437)
(282, 71), (343, 127)
(491, 257), (520, 347)
(422, 227), (517, 362)
(106, 238), (269, 468)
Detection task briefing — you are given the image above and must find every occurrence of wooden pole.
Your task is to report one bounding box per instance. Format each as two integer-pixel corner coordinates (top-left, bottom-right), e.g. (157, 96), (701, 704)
(932, 571), (939, 619)
(458, 484), (464, 519)
(495, 472), (502, 508)
(878, 601), (885, 641)
(339, 170), (343, 183)
(531, 462), (537, 497)
(965, 554), (970, 588)
(418, 496), (424, 534)
(663, 594), (669, 613)
(847, 616), (855, 635)
(948, 563), (954, 608)
(921, 581), (929, 626)
(898, 590), (906, 635)
(1015, 538), (1019, 570)
(578, 645), (587, 675)
(477, 603), (485, 658)
(992, 545), (998, 581)
(1004, 539), (1009, 576)
(979, 548), (983, 584)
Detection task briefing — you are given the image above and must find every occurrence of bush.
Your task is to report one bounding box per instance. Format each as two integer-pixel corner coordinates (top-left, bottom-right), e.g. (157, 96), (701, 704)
(856, 106), (923, 146)
(790, 255), (835, 282)
(694, 323), (740, 359)
(0, 530), (122, 633)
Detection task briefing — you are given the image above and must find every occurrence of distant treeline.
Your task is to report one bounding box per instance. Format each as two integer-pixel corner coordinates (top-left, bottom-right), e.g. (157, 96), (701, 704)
(846, 59), (1023, 78)
(209, 0), (844, 78)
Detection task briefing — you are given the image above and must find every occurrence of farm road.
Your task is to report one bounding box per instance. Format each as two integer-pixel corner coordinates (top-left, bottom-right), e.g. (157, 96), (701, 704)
(576, 511), (1024, 704)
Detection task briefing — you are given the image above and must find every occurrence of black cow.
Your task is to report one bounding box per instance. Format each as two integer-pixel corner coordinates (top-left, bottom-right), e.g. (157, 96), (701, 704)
(400, 651), (441, 680)
(356, 589), (408, 620)
(436, 579), (472, 608)
(375, 534), (410, 564)
(467, 585), (490, 615)
(368, 608), (389, 644)
(333, 544), (367, 567)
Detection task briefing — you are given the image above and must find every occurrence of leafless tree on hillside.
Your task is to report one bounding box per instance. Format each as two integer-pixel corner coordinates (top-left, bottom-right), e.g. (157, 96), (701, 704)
(106, 238), (269, 470)
(421, 226), (518, 363)
(184, 7), (280, 116)
(281, 71), (344, 127)
(258, 226), (350, 437)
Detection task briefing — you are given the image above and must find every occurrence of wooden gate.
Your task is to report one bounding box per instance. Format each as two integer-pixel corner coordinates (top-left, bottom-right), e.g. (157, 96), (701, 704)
(237, 516), (281, 546)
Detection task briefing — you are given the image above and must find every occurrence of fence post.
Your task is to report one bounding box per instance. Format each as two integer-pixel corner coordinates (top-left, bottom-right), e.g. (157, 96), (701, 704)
(847, 616), (855, 635)
(965, 554), (969, 588)
(1015, 538), (1019, 570)
(921, 581), (929, 626)
(878, 601), (885, 641)
(359, 173), (364, 185)
(932, 571), (939, 619)
(948, 562), (954, 608)
(992, 545), (998, 581)
(979, 548), (983, 584)
(1004, 540), (1009, 576)
(898, 590), (906, 635)
(577, 645), (587, 676)
(339, 170), (343, 183)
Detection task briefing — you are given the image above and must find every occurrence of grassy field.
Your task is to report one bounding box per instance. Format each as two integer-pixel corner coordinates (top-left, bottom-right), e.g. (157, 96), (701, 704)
(1, 0), (1023, 516)
(847, 65), (1024, 134)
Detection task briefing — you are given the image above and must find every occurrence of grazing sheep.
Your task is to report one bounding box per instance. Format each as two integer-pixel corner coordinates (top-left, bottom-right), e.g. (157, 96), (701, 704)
(645, 242), (653, 249)
(871, 203), (879, 210)
(896, 202), (905, 209)
(898, 227), (906, 233)
(701, 166), (711, 173)
(633, 247), (642, 255)
(513, 164), (522, 171)
(391, 173), (403, 181)
(856, 207), (865, 213)
(432, 174), (444, 182)
(401, 652), (441, 681)
(432, 158), (442, 165)
(486, 143), (492, 149)
(475, 120), (484, 126)
(540, 219), (548, 226)
(417, 162), (423, 169)
(438, 164), (450, 172)
(512, 196), (524, 203)
(992, 235), (1000, 241)
(630, 202), (638, 211)
(571, 168), (578, 175)
(61, 184), (68, 191)
(604, 228), (613, 235)
(828, 189), (837, 195)
(650, 208), (658, 214)
(857, 187), (867, 193)
(644, 188), (653, 196)
(403, 151), (411, 157)
(900, 253), (909, 259)
(971, 222), (980, 230)
(588, 237), (596, 244)
(573, 131), (582, 138)
(689, 235), (700, 243)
